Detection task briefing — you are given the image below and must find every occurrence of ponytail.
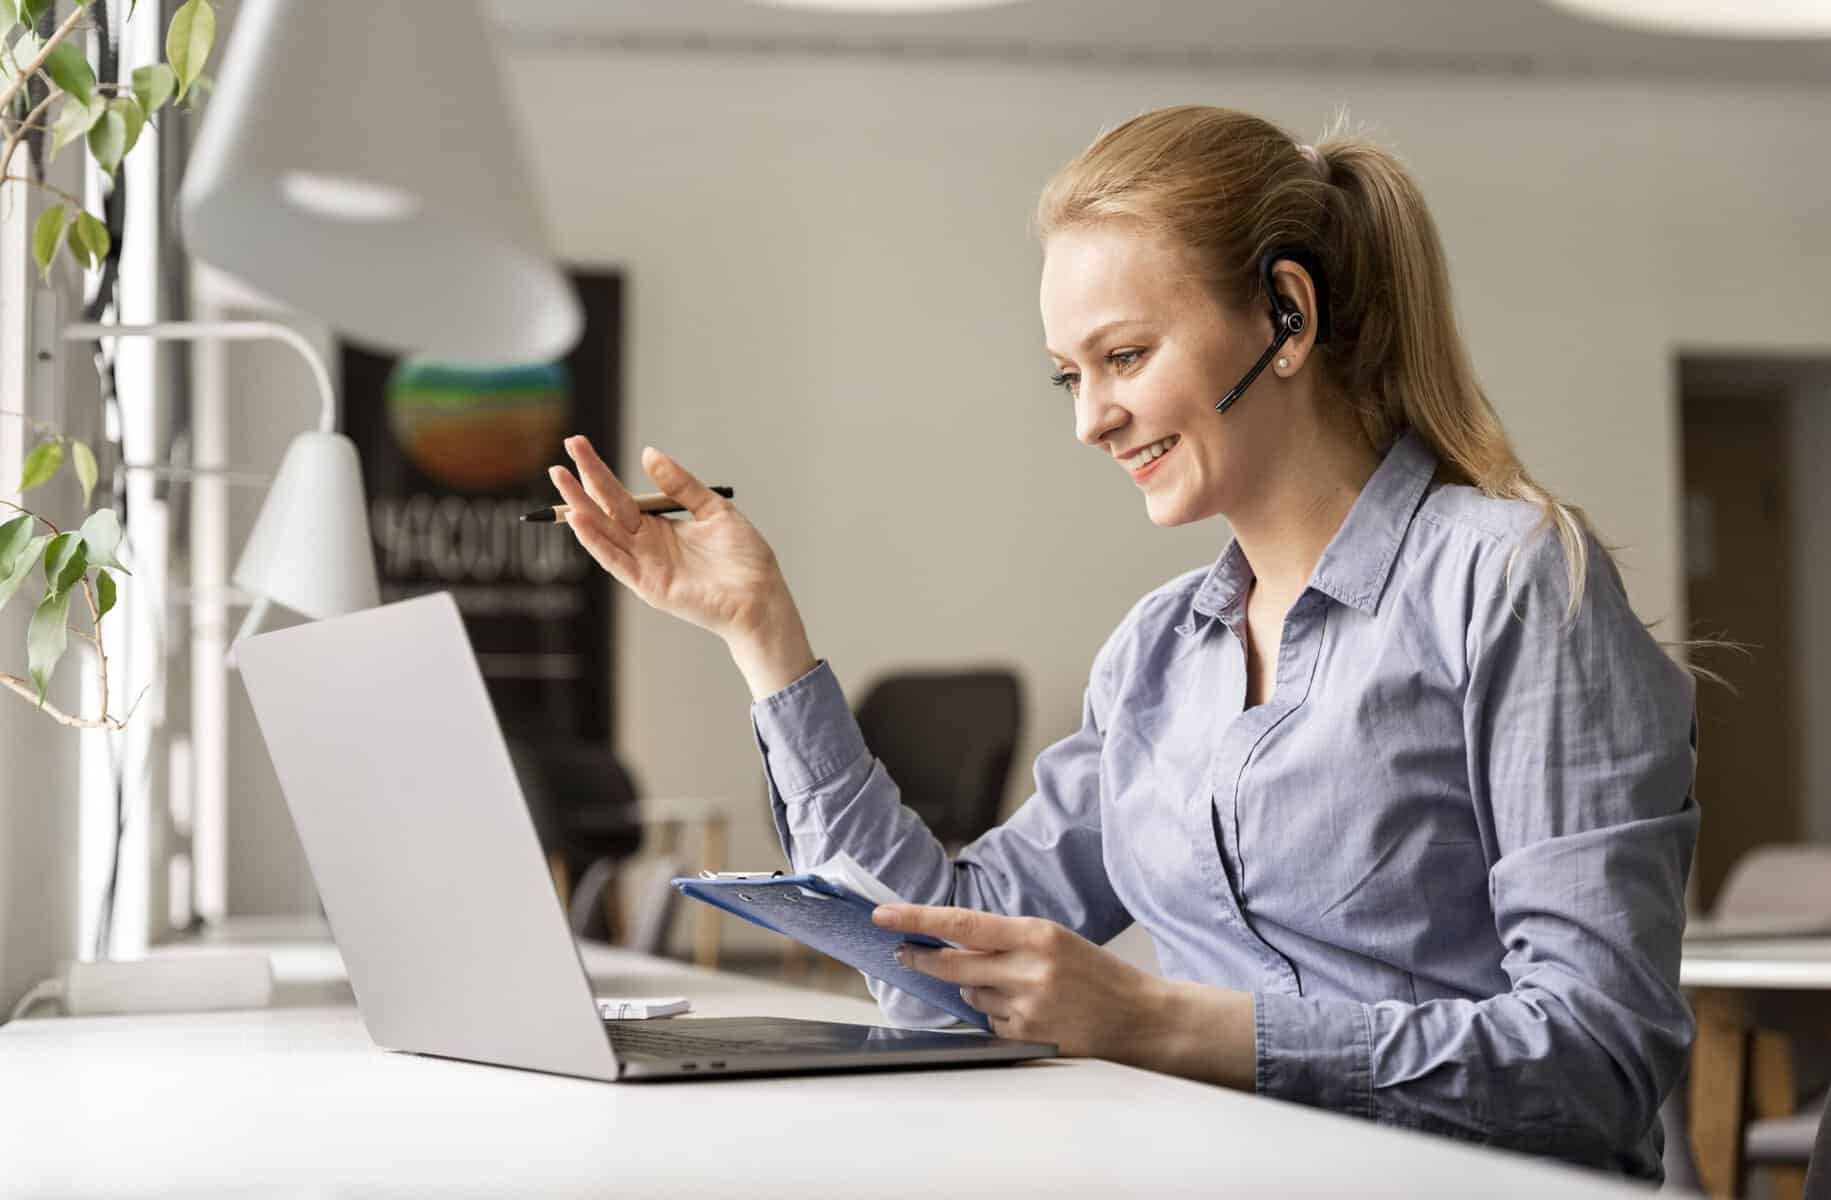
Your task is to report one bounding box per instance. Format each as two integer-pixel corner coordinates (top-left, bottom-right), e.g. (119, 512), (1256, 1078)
(1312, 124), (1593, 618)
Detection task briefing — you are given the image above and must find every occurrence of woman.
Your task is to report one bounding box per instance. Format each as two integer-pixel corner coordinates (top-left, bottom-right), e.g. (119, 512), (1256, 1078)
(547, 106), (1697, 1179)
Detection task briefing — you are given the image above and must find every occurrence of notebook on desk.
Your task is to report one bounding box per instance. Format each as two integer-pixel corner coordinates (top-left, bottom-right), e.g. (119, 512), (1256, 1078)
(235, 591), (1054, 1082)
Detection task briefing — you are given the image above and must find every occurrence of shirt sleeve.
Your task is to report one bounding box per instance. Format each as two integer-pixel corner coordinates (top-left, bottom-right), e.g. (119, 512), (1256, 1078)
(750, 650), (1133, 1028)
(1254, 525), (1699, 1172)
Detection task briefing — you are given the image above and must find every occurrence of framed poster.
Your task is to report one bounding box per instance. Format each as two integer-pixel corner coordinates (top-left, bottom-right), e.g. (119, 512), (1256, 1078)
(340, 271), (622, 744)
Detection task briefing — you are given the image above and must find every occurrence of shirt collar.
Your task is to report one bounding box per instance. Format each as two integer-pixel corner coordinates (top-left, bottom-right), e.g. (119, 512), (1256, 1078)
(1186, 429), (1437, 628)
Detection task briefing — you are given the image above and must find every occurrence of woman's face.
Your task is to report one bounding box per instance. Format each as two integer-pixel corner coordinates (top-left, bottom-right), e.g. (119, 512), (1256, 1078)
(1041, 223), (1283, 528)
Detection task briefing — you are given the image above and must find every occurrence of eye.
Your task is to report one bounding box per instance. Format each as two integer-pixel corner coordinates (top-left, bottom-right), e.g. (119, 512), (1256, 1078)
(1049, 369), (1079, 395)
(1109, 348), (1145, 371)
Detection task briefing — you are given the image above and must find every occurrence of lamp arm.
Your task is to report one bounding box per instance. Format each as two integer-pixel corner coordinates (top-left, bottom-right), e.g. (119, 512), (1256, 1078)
(62, 320), (338, 434)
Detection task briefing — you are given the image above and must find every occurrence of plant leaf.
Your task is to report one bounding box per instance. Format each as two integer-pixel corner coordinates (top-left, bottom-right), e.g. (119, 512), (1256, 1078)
(78, 508), (124, 572)
(131, 62), (175, 115)
(71, 440), (98, 505)
(0, 515), (32, 575)
(42, 38), (96, 108)
(18, 439), (62, 491)
(41, 530), (86, 597)
(50, 94), (104, 159)
(67, 212), (94, 270)
(9, 29), (38, 64)
(181, 73), (214, 111)
(0, 533), (48, 616)
(87, 104), (128, 177)
(0, 516), (40, 613)
(21, 0), (53, 24)
(73, 210), (110, 273)
(31, 204), (67, 282)
(166, 0), (214, 103)
(94, 568), (116, 620)
(111, 95), (146, 158)
(27, 588), (73, 703)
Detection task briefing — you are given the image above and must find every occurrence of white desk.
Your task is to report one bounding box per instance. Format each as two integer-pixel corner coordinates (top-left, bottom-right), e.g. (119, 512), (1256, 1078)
(1681, 936), (1831, 991)
(0, 941), (1655, 1198)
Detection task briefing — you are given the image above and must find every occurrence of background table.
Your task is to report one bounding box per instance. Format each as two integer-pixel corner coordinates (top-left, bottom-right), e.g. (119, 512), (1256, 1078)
(1680, 936), (1831, 1198)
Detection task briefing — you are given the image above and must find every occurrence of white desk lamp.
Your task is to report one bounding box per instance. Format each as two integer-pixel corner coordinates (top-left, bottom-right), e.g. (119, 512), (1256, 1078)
(64, 0), (582, 650)
(177, 0), (582, 366)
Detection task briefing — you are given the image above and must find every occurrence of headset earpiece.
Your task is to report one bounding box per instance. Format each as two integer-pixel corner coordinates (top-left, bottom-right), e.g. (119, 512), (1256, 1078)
(1214, 246), (1331, 414)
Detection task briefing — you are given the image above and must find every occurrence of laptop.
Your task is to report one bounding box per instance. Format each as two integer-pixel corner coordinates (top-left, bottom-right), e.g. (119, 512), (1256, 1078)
(236, 591), (1055, 1081)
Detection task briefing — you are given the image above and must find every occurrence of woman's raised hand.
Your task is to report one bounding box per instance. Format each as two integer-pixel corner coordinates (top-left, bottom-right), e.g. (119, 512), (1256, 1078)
(549, 437), (815, 695)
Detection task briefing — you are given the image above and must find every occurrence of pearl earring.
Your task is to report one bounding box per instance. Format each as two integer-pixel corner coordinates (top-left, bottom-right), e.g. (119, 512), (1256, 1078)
(1277, 357), (1290, 371)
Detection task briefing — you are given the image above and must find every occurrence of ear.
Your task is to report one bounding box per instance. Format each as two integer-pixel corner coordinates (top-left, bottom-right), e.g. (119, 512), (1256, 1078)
(1267, 259), (1322, 374)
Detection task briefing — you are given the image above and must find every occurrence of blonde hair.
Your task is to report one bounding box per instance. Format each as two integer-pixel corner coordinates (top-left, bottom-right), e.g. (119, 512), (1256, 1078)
(1036, 106), (1596, 620)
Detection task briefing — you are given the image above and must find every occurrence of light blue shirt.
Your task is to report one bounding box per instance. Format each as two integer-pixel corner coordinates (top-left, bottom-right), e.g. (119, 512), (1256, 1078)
(750, 430), (1697, 1179)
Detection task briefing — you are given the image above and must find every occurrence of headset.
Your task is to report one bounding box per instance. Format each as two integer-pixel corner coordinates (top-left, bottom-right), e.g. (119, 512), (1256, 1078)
(1214, 245), (1333, 414)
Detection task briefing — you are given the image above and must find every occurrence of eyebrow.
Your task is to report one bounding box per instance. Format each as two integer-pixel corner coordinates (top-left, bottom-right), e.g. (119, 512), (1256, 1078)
(1045, 319), (1154, 361)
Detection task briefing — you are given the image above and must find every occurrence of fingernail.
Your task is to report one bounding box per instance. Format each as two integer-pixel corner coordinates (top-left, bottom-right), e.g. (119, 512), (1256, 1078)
(871, 906), (893, 925)
(893, 946), (910, 968)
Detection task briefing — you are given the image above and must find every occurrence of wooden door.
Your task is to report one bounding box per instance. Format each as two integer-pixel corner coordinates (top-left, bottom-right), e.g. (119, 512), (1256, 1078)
(1682, 390), (1804, 910)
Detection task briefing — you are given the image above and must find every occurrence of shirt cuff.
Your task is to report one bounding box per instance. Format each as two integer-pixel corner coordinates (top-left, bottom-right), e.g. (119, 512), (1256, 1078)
(1254, 989), (1376, 1120)
(748, 659), (870, 798)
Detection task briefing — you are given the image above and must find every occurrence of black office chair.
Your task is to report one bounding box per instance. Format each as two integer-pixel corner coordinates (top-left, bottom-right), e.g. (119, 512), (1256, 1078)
(852, 668), (1023, 851)
(506, 738), (646, 942)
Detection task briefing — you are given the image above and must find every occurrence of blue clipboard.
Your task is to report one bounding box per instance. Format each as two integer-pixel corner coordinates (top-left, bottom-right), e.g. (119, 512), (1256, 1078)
(671, 873), (988, 1030)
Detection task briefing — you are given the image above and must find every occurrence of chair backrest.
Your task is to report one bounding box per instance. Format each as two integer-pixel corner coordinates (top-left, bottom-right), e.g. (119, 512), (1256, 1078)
(853, 669), (1023, 850)
(1714, 845), (1831, 925)
(1715, 844), (1831, 1116)
(1807, 1095), (1831, 1200)
(506, 738), (645, 940)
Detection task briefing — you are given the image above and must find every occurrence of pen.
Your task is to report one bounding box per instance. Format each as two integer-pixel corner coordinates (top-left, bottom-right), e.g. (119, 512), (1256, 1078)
(521, 486), (734, 523)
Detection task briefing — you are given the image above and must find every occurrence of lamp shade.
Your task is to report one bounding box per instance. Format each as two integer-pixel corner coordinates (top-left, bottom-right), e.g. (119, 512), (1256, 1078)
(1542, 0), (1831, 36)
(232, 432), (380, 620)
(179, 0), (582, 366)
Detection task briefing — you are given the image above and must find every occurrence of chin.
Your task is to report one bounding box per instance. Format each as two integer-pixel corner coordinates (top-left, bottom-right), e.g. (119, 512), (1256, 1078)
(1144, 494), (1204, 528)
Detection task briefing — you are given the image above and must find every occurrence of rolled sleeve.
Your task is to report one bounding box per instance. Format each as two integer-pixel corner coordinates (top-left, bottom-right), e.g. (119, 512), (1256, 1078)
(744, 642), (1134, 1029)
(750, 659), (869, 798)
(1254, 990), (1375, 1120)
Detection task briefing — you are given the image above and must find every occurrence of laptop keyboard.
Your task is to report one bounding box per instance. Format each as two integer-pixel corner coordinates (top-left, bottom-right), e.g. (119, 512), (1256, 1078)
(603, 1022), (785, 1058)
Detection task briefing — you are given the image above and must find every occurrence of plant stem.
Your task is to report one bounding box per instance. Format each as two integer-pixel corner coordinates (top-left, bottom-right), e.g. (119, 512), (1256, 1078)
(0, 498), (60, 534)
(0, 4), (88, 117)
(0, 86), (60, 182)
(0, 172), (81, 208)
(0, 406), (64, 439)
(0, 672), (123, 730)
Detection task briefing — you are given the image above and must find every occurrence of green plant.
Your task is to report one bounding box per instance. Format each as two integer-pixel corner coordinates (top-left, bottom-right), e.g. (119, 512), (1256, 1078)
(1, 0), (214, 728)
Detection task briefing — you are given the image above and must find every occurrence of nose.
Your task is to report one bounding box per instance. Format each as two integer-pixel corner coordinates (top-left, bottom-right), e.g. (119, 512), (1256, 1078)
(1074, 381), (1127, 449)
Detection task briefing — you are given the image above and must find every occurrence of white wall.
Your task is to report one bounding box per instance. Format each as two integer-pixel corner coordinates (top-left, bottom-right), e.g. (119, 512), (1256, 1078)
(0, 154), (98, 1001)
(505, 52), (1831, 950)
(1791, 380), (1831, 844)
(215, 46), (1831, 955)
(0, 204), (82, 1008)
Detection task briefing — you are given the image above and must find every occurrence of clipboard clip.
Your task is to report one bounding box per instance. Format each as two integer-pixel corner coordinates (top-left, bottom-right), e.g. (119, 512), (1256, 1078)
(698, 870), (785, 880)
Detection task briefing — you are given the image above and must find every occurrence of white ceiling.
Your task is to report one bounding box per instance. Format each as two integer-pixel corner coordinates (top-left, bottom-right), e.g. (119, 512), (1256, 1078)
(485, 0), (1831, 85)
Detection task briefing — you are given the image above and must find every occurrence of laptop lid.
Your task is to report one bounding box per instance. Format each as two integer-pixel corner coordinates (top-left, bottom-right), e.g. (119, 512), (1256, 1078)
(237, 592), (620, 1082)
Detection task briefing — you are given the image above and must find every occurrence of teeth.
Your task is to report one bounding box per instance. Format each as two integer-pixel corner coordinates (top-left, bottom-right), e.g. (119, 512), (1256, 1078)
(1130, 435), (1178, 465)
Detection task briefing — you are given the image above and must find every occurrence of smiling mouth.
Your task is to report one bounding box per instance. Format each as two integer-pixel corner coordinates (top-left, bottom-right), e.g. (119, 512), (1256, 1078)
(1124, 434), (1180, 476)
